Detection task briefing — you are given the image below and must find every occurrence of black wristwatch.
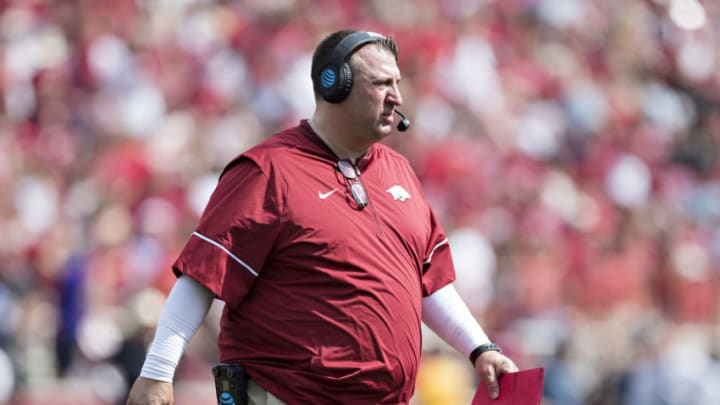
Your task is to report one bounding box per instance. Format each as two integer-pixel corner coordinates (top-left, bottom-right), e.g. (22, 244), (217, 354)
(469, 342), (502, 367)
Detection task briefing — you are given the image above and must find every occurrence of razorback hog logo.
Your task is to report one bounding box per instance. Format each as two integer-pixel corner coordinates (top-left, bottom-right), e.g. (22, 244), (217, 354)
(386, 185), (411, 201)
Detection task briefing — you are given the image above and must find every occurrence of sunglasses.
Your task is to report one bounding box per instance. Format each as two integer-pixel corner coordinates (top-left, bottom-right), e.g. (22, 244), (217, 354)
(336, 159), (369, 208)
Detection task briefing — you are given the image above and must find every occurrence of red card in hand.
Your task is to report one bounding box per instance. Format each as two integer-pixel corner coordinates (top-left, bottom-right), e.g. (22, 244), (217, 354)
(471, 367), (544, 405)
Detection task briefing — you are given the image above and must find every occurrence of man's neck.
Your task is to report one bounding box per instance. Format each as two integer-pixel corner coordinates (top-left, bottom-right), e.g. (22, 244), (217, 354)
(309, 115), (368, 162)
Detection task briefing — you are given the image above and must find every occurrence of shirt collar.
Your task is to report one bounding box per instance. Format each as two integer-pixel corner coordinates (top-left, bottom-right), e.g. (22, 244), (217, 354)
(298, 119), (375, 170)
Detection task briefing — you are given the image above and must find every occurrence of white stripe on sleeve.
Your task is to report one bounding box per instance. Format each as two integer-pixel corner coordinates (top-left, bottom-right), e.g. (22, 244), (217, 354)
(423, 238), (448, 266)
(192, 232), (259, 277)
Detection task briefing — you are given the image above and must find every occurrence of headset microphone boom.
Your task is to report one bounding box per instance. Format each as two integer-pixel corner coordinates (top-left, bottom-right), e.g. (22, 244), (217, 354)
(394, 110), (410, 132)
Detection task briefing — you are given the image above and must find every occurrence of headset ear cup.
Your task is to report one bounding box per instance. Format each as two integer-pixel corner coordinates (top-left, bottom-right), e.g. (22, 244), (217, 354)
(337, 62), (353, 102)
(322, 62), (353, 103)
(317, 65), (337, 102)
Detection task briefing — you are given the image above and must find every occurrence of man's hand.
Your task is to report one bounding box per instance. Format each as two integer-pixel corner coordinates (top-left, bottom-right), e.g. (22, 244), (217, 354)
(474, 351), (519, 400)
(126, 376), (174, 405)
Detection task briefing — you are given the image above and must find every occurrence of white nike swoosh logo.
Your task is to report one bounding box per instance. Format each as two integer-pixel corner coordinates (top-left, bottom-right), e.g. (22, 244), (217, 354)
(318, 189), (338, 199)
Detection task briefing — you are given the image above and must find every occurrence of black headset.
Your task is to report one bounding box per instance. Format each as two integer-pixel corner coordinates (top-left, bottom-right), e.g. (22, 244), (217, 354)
(313, 31), (411, 131)
(314, 31), (383, 103)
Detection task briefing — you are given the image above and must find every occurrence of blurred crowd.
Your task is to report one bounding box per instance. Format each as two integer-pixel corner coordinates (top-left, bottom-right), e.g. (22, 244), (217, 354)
(1, 0), (720, 404)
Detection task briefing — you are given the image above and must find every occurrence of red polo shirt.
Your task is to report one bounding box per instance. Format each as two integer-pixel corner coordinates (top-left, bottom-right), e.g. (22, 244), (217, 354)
(173, 121), (455, 404)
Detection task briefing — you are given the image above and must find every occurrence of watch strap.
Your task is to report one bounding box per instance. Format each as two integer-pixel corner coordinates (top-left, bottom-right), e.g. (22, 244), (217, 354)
(469, 342), (502, 367)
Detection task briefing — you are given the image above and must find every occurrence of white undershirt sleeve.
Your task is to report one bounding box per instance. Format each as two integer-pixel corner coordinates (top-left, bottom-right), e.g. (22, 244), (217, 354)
(139, 275), (215, 382)
(422, 283), (490, 357)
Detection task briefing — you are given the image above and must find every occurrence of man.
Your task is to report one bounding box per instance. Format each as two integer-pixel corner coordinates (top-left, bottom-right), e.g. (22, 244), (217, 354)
(127, 29), (517, 405)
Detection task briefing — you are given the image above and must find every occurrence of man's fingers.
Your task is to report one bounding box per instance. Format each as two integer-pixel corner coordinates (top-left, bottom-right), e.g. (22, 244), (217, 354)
(483, 367), (499, 399)
(479, 355), (520, 400)
(501, 359), (520, 374)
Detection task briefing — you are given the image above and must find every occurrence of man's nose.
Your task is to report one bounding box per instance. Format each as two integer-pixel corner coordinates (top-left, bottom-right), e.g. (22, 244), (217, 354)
(388, 83), (403, 106)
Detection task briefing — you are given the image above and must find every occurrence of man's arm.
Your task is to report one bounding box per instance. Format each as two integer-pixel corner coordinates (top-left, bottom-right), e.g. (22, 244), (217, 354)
(126, 275), (215, 405)
(422, 284), (518, 399)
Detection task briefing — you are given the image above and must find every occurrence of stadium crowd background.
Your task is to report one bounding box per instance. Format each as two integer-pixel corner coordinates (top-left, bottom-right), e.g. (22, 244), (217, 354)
(1, 0), (719, 404)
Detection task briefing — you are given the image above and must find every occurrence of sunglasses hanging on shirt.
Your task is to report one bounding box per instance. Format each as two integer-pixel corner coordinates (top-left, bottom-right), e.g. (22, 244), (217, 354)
(336, 159), (369, 209)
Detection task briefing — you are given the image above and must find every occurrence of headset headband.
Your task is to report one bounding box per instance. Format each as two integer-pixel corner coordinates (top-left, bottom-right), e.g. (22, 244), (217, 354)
(328, 31), (385, 66)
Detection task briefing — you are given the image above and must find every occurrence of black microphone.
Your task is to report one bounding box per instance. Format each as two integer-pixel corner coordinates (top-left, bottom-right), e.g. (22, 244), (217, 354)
(394, 110), (411, 132)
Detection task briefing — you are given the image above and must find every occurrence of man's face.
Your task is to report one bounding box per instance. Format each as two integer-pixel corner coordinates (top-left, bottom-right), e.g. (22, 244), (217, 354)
(344, 44), (403, 141)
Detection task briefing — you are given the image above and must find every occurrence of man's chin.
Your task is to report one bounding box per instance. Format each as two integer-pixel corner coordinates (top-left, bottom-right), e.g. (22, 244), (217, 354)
(377, 121), (394, 136)
(376, 127), (393, 139)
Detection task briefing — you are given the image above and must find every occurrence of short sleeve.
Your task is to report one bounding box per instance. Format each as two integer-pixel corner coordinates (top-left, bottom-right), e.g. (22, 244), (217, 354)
(420, 210), (456, 297)
(173, 157), (283, 307)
